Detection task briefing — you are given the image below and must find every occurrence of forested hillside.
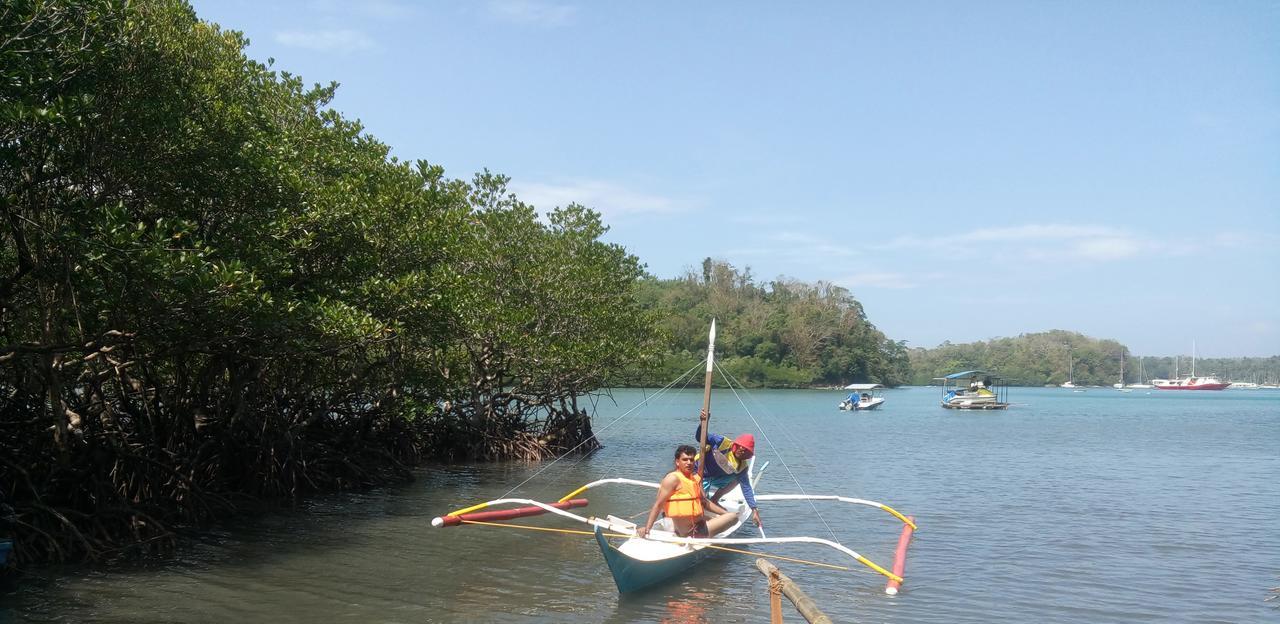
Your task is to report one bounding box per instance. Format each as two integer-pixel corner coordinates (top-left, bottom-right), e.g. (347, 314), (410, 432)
(628, 260), (910, 388)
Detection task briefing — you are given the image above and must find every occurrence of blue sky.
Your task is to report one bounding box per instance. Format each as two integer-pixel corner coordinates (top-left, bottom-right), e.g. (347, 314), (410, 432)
(189, 1), (1279, 357)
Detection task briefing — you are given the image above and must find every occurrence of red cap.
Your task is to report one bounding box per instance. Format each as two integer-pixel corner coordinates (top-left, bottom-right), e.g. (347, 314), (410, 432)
(732, 433), (756, 454)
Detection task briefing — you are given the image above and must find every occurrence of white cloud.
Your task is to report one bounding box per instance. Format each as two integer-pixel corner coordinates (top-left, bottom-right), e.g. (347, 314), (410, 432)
(355, 0), (418, 20)
(766, 231), (858, 259)
(303, 0), (417, 20)
(835, 271), (921, 290)
(486, 0), (577, 26)
(882, 224), (1120, 249)
(1246, 321), (1276, 336)
(879, 223), (1157, 264)
(730, 213), (801, 226)
(274, 29), (377, 52)
(509, 179), (688, 219)
(1067, 237), (1143, 261)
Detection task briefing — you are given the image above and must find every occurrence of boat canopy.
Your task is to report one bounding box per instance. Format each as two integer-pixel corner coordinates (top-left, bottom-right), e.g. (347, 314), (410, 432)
(843, 383), (885, 390)
(935, 370), (1001, 381)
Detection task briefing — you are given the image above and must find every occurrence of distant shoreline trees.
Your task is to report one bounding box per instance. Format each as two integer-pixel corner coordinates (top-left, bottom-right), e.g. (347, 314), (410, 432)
(906, 331), (1279, 386)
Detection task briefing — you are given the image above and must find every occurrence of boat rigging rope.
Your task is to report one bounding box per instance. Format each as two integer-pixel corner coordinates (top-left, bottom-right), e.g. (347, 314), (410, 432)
(488, 360), (707, 503)
(533, 361), (705, 500)
(460, 520), (853, 572)
(716, 365), (844, 545)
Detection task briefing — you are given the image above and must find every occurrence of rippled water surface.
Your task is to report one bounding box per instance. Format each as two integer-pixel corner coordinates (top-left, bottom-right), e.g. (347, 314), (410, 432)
(3, 387), (1278, 623)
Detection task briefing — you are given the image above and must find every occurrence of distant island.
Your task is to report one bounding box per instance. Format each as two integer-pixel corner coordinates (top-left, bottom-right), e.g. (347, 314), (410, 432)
(627, 259), (1279, 389)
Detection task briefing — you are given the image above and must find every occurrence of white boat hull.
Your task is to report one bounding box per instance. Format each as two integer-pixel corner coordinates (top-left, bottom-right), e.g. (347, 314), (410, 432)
(839, 397), (886, 411)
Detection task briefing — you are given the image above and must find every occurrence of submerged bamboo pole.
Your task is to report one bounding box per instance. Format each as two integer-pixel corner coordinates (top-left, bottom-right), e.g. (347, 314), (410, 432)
(754, 559), (832, 624)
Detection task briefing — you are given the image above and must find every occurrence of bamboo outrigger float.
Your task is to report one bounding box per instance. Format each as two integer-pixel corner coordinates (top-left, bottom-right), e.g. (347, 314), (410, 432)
(432, 321), (918, 594)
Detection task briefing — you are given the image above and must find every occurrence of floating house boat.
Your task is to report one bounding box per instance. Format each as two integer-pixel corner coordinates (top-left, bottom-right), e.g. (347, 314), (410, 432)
(937, 370), (1010, 410)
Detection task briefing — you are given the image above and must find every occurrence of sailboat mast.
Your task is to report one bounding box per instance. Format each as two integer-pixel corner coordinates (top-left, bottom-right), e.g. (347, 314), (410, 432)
(1067, 346), (1073, 383)
(697, 319), (716, 479)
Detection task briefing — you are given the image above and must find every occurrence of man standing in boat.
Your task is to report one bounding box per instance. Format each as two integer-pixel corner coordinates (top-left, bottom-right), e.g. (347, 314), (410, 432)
(694, 410), (763, 531)
(636, 445), (738, 539)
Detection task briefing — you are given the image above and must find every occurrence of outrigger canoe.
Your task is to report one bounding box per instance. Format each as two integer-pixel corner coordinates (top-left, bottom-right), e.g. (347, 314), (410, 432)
(431, 321), (917, 594)
(432, 466), (914, 593)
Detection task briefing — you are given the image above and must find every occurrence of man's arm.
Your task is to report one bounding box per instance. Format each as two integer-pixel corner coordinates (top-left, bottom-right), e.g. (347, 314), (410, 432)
(636, 473), (677, 539)
(694, 411), (725, 450)
(737, 472), (762, 527)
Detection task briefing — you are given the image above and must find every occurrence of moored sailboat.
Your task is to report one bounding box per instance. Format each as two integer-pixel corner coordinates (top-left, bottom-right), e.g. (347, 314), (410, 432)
(1060, 345), (1078, 389)
(1128, 356), (1154, 389)
(1114, 352), (1132, 391)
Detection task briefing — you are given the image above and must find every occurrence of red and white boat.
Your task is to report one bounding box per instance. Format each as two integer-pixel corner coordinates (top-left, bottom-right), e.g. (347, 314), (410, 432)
(1152, 376), (1230, 391)
(1153, 342), (1229, 390)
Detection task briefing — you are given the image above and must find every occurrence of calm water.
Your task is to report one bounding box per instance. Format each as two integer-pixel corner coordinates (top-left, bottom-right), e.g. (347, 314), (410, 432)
(3, 387), (1278, 623)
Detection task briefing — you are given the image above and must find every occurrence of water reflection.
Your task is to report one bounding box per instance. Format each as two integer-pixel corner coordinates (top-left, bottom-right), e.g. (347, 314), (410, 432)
(659, 591), (713, 624)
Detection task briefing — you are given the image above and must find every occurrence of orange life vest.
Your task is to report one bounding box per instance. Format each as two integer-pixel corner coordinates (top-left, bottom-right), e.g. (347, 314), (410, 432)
(665, 471), (705, 519)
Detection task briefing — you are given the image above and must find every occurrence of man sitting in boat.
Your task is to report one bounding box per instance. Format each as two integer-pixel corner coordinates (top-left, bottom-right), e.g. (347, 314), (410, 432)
(636, 445), (738, 539)
(694, 411), (763, 530)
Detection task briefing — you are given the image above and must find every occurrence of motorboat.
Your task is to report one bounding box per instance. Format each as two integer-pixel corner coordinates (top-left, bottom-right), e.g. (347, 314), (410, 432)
(838, 384), (886, 411)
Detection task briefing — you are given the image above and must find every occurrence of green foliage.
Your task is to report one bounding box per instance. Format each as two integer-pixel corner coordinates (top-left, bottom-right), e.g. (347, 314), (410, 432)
(0, 0), (660, 563)
(628, 260), (910, 387)
(905, 330), (1123, 386)
(423, 173), (661, 459)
